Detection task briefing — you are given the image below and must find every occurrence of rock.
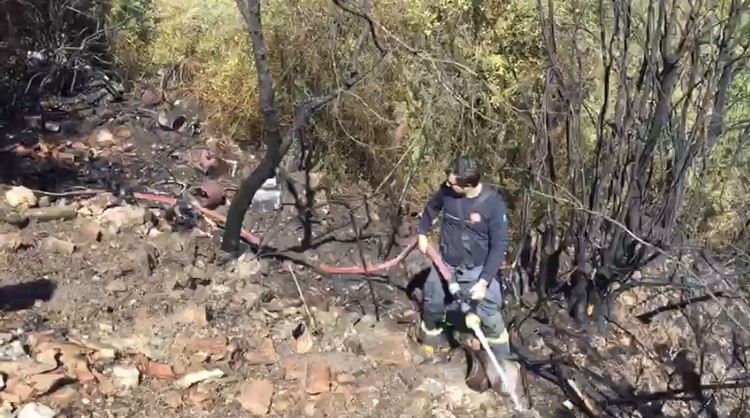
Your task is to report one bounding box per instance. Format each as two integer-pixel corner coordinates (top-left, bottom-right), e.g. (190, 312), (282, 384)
(47, 384), (76, 405)
(187, 265), (208, 283)
(430, 408), (458, 418)
(28, 373), (65, 394)
(406, 393), (431, 417)
(114, 126), (132, 139)
(25, 205), (78, 222)
(93, 128), (116, 148)
(141, 89), (159, 107)
(178, 304), (208, 326)
(305, 361), (331, 394)
(99, 206), (146, 233)
(187, 386), (210, 405)
(163, 390), (183, 409)
(136, 354), (175, 380)
(1, 379), (34, 403)
(233, 254), (261, 278)
(295, 328), (314, 354)
(105, 279), (128, 293)
(7, 340), (27, 359)
(112, 365), (140, 389)
(17, 403), (55, 418)
(397, 368), (422, 390)
(85, 194), (119, 216)
(283, 352), (368, 379)
(357, 325), (412, 366)
(245, 338), (278, 365)
(416, 363), (494, 410)
(176, 368), (224, 388)
(238, 380), (274, 415)
(37, 196), (50, 208)
(5, 186), (36, 209)
(272, 392), (293, 412)
(42, 237), (76, 255)
(130, 244), (159, 276)
(234, 283), (263, 307)
(0, 232), (22, 252)
(303, 401), (316, 417)
(80, 222), (102, 242)
(336, 373), (355, 384)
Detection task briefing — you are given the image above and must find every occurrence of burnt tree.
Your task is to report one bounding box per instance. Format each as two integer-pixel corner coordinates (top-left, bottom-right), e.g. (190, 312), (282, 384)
(520, 0), (750, 328)
(222, 0), (388, 253)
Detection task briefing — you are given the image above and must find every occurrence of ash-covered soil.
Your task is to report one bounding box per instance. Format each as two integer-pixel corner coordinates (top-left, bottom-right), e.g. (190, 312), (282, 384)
(0, 102), (746, 418)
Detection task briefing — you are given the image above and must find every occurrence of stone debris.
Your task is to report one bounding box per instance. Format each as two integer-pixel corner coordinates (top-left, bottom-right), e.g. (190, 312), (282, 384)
(0, 232), (22, 252)
(80, 221), (103, 242)
(112, 365), (140, 389)
(99, 205), (146, 234)
(176, 368), (224, 389)
(238, 380), (274, 415)
(244, 337), (277, 365)
(42, 237), (76, 255)
(92, 128), (117, 148)
(356, 324), (413, 366)
(305, 361), (332, 395)
(5, 186), (37, 209)
(0, 126), (703, 418)
(25, 205), (78, 223)
(17, 403), (55, 418)
(177, 304), (208, 326)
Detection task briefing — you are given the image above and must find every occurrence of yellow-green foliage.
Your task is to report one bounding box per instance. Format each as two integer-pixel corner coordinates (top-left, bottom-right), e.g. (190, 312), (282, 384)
(108, 0), (545, 203)
(107, 0), (749, 251)
(150, 0), (261, 138)
(683, 72), (750, 248)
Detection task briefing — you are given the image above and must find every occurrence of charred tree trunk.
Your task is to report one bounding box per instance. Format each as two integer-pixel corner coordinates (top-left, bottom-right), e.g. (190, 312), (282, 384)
(524, 0), (750, 329)
(222, 0), (388, 253)
(223, 0), (282, 253)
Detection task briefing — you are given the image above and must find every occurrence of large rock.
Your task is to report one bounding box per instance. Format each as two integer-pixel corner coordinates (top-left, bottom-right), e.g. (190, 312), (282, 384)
(238, 380), (274, 415)
(17, 403), (55, 418)
(99, 206), (147, 234)
(356, 324), (413, 366)
(415, 363), (494, 411)
(5, 186), (36, 209)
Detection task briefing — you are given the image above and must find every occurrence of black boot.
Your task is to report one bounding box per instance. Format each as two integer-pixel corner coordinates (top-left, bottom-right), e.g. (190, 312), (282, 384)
(416, 320), (450, 354)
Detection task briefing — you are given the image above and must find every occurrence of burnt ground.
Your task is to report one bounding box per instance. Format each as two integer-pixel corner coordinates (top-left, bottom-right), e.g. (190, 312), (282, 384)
(0, 100), (748, 418)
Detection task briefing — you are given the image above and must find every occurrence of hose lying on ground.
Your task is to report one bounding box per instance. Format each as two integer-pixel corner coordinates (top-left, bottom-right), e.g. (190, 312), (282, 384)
(131, 192), (451, 280)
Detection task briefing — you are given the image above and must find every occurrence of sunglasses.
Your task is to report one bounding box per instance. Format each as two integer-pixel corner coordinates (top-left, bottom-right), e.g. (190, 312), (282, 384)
(446, 178), (467, 189)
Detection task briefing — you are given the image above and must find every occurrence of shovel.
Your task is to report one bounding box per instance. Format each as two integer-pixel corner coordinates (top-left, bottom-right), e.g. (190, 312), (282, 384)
(450, 285), (526, 413)
(466, 313), (525, 412)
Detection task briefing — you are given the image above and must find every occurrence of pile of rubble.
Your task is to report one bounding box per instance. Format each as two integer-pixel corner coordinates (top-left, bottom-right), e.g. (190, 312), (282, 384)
(0, 301), (510, 417)
(0, 181), (523, 418)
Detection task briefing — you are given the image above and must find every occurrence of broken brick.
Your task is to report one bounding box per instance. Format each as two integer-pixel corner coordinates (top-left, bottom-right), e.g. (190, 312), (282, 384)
(238, 380), (274, 415)
(136, 354), (175, 380)
(305, 361), (331, 395)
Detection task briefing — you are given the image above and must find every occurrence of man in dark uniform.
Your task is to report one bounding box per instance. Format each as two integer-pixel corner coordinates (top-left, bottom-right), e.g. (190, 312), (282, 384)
(416, 155), (519, 394)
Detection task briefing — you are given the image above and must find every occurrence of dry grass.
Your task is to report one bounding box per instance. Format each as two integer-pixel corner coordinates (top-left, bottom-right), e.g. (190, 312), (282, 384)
(106, 0), (543, 206)
(105, 0), (749, 256)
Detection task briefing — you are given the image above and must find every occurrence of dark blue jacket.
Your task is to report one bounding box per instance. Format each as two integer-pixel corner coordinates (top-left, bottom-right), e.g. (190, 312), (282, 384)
(417, 184), (509, 282)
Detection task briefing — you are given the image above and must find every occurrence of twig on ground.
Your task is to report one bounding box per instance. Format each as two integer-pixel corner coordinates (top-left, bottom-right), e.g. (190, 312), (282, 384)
(287, 264), (317, 330)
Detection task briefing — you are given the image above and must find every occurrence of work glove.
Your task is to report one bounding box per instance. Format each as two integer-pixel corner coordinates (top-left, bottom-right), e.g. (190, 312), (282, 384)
(417, 234), (429, 254)
(465, 312), (481, 329)
(448, 282), (461, 296)
(470, 279), (489, 301)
